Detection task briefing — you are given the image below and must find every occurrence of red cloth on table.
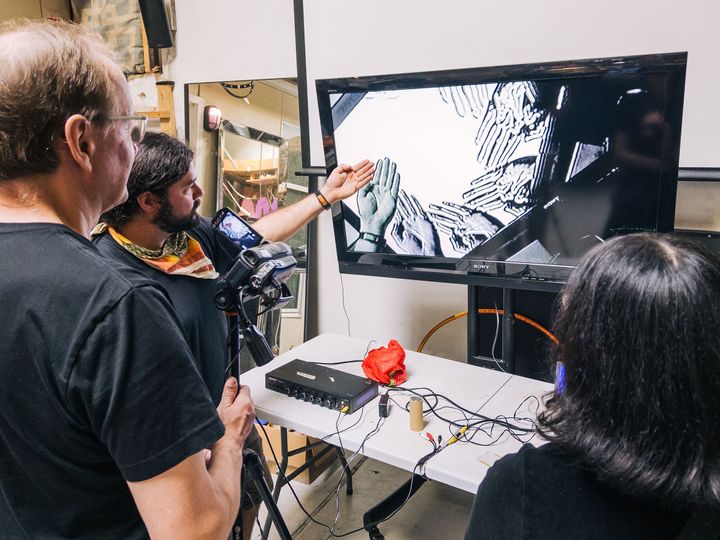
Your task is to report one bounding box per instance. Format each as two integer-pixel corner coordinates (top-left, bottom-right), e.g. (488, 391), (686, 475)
(362, 339), (407, 386)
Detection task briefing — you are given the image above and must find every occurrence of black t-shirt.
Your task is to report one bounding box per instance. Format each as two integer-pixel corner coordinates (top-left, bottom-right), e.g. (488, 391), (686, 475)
(465, 443), (692, 540)
(94, 218), (240, 404)
(0, 223), (224, 539)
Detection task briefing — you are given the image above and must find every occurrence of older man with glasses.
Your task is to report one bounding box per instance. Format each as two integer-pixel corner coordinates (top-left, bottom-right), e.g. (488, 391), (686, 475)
(0, 18), (256, 540)
(104, 115), (148, 144)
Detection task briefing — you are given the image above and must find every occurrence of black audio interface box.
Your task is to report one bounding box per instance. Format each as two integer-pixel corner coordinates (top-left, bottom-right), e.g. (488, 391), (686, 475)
(265, 359), (379, 414)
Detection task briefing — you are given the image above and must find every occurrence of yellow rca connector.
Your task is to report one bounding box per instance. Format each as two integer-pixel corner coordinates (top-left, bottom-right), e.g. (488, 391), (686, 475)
(447, 425), (468, 446)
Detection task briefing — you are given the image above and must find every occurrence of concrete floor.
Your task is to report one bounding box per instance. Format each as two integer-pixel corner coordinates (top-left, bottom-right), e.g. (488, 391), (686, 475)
(253, 453), (474, 539)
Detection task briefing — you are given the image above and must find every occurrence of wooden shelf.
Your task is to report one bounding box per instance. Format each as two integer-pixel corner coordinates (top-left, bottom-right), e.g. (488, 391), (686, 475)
(246, 176), (279, 185)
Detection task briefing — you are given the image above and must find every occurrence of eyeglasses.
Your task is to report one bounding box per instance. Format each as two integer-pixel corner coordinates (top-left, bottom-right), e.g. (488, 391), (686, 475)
(105, 115), (147, 143)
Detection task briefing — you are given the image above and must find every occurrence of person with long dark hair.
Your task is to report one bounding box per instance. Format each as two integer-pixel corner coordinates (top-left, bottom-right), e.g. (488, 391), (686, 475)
(465, 233), (720, 539)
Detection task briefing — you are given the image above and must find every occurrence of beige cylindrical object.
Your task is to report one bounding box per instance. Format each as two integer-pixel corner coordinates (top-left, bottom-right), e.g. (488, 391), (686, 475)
(409, 397), (424, 432)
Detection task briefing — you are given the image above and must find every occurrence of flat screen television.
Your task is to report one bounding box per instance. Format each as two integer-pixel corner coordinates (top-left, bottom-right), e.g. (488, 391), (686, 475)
(316, 53), (687, 285)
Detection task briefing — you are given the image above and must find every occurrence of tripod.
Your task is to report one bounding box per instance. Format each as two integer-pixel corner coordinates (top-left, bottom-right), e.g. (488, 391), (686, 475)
(239, 448), (292, 539)
(226, 308), (292, 540)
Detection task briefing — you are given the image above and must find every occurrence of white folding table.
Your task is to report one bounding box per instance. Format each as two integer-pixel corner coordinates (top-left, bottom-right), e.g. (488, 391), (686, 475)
(241, 333), (553, 537)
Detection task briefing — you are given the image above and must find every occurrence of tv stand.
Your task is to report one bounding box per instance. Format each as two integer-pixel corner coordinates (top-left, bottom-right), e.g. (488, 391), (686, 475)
(467, 277), (564, 376)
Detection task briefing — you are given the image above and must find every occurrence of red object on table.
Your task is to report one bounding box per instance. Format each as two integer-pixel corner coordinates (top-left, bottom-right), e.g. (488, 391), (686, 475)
(362, 339), (407, 386)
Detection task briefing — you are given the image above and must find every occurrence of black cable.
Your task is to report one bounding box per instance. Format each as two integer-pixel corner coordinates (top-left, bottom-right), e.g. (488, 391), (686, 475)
(258, 416), (442, 538)
(253, 284), (285, 318)
(257, 417), (390, 537)
(333, 408), (347, 456)
(385, 386), (440, 414)
(465, 395), (540, 434)
(220, 81), (254, 99)
(330, 391), (536, 531)
(338, 273), (351, 336)
(327, 418), (386, 539)
(385, 386), (534, 433)
(257, 421), (336, 532)
(382, 386), (537, 457)
(329, 459), (429, 538)
(224, 326), (244, 379)
(327, 410), (351, 538)
(386, 380), (538, 450)
(256, 360), (540, 536)
(363, 339), (378, 358)
(313, 405), (368, 447)
(306, 339), (377, 366)
(491, 300), (504, 372)
(310, 359), (363, 366)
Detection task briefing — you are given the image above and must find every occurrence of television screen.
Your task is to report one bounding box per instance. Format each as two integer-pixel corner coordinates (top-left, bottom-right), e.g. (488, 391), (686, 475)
(317, 53), (687, 283)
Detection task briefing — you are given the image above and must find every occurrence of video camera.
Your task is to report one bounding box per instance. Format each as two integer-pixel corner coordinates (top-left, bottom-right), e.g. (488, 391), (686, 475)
(214, 241), (297, 368)
(215, 241), (297, 312)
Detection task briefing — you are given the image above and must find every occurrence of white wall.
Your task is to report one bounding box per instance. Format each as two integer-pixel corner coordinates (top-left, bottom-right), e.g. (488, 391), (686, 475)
(170, 0), (296, 139)
(303, 0), (720, 167)
(301, 0), (720, 361)
(171, 0), (720, 362)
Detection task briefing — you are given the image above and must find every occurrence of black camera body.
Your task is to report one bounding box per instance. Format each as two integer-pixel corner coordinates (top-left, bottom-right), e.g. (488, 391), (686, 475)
(215, 241), (297, 368)
(215, 241), (297, 312)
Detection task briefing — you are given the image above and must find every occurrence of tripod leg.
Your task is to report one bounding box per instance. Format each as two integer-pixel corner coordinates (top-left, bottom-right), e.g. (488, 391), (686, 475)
(231, 472), (248, 540)
(245, 449), (292, 540)
(335, 446), (353, 495)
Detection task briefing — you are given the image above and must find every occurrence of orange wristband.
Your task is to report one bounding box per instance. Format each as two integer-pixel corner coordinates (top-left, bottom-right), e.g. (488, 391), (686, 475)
(315, 190), (331, 210)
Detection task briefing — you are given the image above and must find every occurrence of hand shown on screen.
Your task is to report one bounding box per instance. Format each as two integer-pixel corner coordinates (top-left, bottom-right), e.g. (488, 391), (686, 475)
(357, 157), (401, 237)
(428, 201), (501, 252)
(391, 190), (442, 256)
(462, 157), (537, 217)
(323, 159), (376, 203)
(475, 82), (551, 172)
(438, 84), (492, 119)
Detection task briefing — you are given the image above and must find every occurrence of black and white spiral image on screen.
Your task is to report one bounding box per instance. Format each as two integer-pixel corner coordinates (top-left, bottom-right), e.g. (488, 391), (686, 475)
(331, 72), (673, 265)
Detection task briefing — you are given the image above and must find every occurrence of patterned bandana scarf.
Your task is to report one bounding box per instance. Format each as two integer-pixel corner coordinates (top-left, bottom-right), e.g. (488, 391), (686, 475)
(91, 223), (218, 279)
